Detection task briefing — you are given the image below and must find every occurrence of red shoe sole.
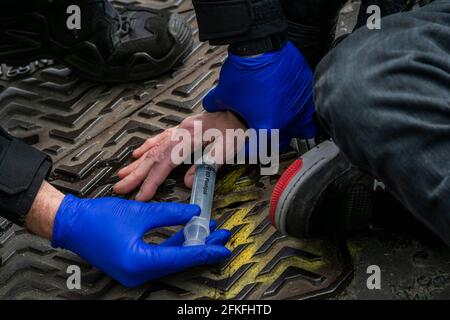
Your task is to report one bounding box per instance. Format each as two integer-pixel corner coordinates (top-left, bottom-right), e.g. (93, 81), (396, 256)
(269, 159), (303, 227)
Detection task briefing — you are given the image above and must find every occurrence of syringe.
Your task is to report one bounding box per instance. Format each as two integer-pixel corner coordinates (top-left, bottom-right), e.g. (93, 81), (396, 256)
(183, 160), (217, 246)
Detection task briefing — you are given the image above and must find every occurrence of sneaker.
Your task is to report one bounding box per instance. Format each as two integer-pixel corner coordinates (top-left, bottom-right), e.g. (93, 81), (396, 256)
(269, 140), (387, 239)
(0, 0), (193, 82)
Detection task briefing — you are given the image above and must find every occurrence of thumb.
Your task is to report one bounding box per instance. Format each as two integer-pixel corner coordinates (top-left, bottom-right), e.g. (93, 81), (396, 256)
(140, 202), (200, 230)
(203, 87), (226, 113)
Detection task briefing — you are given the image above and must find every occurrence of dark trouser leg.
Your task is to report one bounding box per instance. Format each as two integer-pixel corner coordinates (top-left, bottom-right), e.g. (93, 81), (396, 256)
(281, 0), (346, 69)
(314, 0), (450, 245)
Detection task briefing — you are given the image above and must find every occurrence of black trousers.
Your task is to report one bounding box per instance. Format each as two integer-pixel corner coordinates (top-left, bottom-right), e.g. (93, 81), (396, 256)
(281, 0), (413, 68)
(280, 0), (346, 69)
(315, 0), (450, 245)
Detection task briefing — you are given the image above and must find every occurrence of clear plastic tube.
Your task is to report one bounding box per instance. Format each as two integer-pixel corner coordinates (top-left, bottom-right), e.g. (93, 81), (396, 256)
(183, 160), (217, 246)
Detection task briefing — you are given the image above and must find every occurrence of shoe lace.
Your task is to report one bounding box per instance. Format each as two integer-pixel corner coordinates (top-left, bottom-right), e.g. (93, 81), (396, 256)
(95, 0), (132, 39)
(115, 15), (131, 37)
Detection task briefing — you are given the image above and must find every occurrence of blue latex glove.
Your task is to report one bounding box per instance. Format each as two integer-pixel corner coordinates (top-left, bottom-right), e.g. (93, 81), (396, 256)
(204, 41), (318, 150)
(51, 194), (231, 287)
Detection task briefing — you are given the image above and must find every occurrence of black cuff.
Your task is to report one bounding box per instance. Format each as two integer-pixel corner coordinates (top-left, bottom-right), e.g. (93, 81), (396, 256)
(229, 31), (287, 56)
(0, 135), (52, 226)
(193, 0), (287, 46)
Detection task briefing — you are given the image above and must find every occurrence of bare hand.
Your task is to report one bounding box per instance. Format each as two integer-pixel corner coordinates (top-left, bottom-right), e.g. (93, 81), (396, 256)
(113, 111), (247, 201)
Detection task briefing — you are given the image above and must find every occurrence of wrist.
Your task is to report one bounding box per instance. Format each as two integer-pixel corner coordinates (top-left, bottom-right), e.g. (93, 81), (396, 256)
(225, 42), (289, 70)
(25, 181), (64, 240)
(50, 194), (83, 249)
(229, 32), (288, 57)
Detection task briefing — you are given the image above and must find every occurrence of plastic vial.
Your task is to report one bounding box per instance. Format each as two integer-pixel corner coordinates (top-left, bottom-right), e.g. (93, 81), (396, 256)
(183, 160), (217, 246)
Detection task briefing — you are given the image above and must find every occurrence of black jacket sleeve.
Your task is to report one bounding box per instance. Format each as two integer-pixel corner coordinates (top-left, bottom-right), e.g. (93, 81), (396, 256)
(192, 0), (346, 67)
(0, 128), (52, 226)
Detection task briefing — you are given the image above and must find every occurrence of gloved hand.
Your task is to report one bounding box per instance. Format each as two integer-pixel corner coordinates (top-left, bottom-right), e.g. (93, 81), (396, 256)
(51, 195), (231, 287)
(204, 41), (318, 150)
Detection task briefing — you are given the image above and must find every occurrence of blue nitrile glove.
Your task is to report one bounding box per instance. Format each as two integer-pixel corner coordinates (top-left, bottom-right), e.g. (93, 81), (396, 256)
(51, 194), (231, 287)
(204, 41), (318, 150)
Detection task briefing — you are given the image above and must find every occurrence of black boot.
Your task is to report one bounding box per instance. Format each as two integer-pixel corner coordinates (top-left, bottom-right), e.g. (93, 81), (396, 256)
(0, 0), (193, 82)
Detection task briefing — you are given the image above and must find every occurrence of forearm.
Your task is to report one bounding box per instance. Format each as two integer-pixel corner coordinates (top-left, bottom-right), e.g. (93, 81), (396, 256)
(25, 181), (64, 240)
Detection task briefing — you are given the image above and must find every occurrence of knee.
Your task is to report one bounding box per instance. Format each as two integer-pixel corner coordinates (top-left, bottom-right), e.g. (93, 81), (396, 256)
(313, 45), (370, 137)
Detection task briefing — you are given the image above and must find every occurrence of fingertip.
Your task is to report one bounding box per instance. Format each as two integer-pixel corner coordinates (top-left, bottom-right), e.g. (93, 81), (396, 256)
(116, 169), (126, 179)
(112, 183), (123, 194)
(219, 229), (232, 240)
(134, 193), (146, 202)
(189, 204), (201, 216)
(209, 220), (217, 231)
(132, 149), (141, 159)
(113, 178), (134, 195)
(135, 188), (155, 202)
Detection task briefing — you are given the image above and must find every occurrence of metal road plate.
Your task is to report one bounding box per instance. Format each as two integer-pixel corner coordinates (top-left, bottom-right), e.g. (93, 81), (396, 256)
(3, 0), (450, 301)
(0, 0), (352, 300)
(2, 0), (449, 300)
